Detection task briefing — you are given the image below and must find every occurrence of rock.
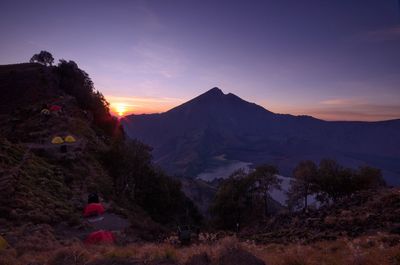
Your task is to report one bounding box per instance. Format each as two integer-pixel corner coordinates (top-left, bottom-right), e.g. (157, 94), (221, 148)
(185, 253), (211, 265)
(217, 247), (265, 265)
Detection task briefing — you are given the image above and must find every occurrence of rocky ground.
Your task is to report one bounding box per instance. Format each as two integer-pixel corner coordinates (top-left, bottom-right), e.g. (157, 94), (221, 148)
(241, 188), (400, 244)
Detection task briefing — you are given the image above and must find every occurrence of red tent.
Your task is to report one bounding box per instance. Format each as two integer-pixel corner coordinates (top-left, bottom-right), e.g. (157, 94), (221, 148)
(84, 230), (115, 245)
(50, 105), (62, 112)
(83, 203), (105, 217)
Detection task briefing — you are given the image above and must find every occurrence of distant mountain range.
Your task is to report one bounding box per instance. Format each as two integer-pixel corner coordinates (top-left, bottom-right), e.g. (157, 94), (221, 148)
(122, 87), (400, 185)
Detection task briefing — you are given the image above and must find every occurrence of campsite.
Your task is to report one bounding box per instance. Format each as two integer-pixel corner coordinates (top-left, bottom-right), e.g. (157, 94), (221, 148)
(1, 1), (400, 264)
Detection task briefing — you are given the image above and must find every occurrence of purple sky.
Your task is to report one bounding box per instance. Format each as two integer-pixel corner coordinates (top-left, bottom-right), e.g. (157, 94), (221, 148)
(1, 0), (399, 120)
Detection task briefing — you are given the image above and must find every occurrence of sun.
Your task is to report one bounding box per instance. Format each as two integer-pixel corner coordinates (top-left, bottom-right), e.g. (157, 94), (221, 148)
(114, 103), (127, 117)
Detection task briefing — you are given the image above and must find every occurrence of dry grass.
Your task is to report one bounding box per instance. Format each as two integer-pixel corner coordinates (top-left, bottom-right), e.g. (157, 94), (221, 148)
(1, 234), (400, 265)
(246, 234), (400, 265)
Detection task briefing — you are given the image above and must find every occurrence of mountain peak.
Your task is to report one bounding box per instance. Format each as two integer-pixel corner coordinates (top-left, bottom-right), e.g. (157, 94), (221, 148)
(205, 87), (224, 96)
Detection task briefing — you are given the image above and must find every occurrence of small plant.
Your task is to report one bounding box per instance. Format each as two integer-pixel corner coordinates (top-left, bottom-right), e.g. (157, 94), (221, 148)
(392, 252), (400, 265)
(164, 248), (177, 261)
(48, 247), (89, 265)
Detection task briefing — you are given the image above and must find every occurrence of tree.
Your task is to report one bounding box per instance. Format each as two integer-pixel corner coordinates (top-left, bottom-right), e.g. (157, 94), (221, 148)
(314, 159), (343, 203)
(314, 160), (385, 205)
(249, 164), (281, 216)
(101, 139), (202, 225)
(30, 51), (54, 66)
(353, 166), (386, 191)
(57, 59), (121, 137)
(210, 169), (256, 229)
(287, 160), (318, 211)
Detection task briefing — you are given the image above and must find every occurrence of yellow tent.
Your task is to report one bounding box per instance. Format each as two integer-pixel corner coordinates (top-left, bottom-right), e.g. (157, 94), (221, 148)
(0, 235), (8, 250)
(51, 136), (64, 144)
(41, 109), (50, 115)
(64, 135), (76, 143)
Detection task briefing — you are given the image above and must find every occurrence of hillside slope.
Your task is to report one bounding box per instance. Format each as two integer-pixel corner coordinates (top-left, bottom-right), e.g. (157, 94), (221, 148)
(243, 188), (400, 244)
(123, 88), (400, 184)
(0, 64), (111, 225)
(0, 62), (200, 242)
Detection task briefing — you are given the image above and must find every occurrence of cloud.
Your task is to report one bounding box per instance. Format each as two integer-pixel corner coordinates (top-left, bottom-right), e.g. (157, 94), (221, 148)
(319, 98), (366, 106)
(269, 96), (400, 121)
(106, 95), (183, 104)
(134, 2), (164, 32)
(305, 108), (400, 122)
(131, 41), (187, 79)
(302, 100), (400, 121)
(362, 26), (400, 42)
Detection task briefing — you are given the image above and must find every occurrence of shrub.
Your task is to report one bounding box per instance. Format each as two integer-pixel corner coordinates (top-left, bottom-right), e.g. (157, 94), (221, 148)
(49, 247), (90, 265)
(392, 252), (400, 265)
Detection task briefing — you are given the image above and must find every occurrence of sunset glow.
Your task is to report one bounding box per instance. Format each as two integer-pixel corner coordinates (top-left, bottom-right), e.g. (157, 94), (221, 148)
(106, 95), (184, 117)
(2, 1), (398, 121)
(113, 103), (128, 117)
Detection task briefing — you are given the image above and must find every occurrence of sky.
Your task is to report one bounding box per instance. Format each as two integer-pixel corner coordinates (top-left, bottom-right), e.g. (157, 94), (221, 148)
(0, 0), (399, 121)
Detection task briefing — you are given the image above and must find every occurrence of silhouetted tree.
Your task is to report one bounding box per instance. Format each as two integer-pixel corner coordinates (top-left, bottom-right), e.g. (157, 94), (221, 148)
(210, 169), (256, 229)
(313, 159), (386, 205)
(353, 166), (386, 190)
(249, 164), (281, 216)
(101, 139), (202, 225)
(287, 160), (318, 211)
(30, 51), (54, 66)
(57, 59), (121, 137)
(211, 166), (283, 230)
(314, 159), (345, 203)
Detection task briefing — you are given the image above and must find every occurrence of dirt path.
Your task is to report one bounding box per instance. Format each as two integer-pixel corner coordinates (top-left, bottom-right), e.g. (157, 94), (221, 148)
(55, 212), (130, 241)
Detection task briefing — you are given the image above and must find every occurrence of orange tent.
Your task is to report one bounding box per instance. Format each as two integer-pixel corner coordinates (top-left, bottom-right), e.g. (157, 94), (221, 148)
(84, 230), (115, 245)
(83, 203), (105, 217)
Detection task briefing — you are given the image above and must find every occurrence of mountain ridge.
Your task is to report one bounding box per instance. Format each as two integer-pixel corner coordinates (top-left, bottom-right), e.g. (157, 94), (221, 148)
(122, 88), (400, 185)
(128, 87), (400, 123)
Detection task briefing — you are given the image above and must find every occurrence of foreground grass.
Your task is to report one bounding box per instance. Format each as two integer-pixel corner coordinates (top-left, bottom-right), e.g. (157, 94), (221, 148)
(1, 234), (400, 265)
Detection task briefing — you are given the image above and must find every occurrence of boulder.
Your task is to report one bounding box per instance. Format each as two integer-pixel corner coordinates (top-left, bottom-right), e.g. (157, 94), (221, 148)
(217, 247), (265, 265)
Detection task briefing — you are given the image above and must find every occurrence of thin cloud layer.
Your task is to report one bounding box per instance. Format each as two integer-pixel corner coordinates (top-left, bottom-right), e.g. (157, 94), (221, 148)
(365, 26), (400, 42)
(292, 99), (400, 121)
(131, 42), (187, 79)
